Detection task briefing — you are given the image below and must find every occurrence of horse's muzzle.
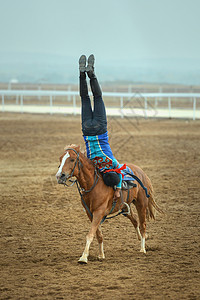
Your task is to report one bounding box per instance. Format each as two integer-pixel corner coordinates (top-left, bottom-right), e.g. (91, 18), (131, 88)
(56, 173), (68, 184)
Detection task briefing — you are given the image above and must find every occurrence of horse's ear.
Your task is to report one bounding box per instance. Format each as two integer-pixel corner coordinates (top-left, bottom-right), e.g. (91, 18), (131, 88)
(64, 144), (81, 154)
(64, 144), (70, 151)
(64, 143), (77, 151)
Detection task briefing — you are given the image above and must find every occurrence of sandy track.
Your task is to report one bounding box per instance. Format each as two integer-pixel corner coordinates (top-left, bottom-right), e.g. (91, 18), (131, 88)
(0, 113), (199, 299)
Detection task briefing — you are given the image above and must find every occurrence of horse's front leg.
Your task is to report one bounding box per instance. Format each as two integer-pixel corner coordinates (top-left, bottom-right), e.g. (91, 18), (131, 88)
(78, 210), (104, 264)
(96, 226), (105, 260)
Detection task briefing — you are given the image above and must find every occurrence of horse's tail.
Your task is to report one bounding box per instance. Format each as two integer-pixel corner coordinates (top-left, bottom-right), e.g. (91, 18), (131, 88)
(146, 176), (164, 220)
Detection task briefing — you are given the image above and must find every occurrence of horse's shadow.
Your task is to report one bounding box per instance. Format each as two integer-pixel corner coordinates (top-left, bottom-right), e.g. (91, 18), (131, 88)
(146, 246), (161, 252)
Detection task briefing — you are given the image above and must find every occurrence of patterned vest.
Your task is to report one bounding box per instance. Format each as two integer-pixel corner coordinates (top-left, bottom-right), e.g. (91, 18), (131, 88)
(83, 131), (118, 172)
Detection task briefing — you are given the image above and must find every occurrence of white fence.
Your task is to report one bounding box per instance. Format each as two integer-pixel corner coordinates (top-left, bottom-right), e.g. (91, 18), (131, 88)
(0, 90), (200, 120)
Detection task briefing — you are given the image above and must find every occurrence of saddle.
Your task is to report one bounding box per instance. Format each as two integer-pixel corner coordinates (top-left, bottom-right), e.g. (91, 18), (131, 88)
(122, 180), (137, 190)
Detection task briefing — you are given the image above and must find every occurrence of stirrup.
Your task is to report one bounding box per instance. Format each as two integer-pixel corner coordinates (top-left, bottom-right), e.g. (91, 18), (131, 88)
(121, 202), (130, 215)
(122, 180), (137, 190)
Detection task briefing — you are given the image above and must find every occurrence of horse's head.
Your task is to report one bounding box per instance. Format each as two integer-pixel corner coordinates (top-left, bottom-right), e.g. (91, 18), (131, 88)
(56, 144), (82, 184)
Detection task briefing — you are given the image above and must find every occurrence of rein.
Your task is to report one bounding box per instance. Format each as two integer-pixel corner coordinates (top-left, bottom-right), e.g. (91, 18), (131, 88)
(80, 168), (100, 193)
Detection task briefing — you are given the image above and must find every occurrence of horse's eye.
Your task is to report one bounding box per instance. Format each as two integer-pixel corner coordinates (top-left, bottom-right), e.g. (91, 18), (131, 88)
(58, 165), (60, 169)
(70, 159), (75, 162)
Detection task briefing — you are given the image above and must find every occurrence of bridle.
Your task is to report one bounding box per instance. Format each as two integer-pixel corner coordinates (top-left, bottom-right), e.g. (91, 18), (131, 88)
(60, 148), (99, 193)
(67, 147), (82, 179)
(59, 147), (82, 187)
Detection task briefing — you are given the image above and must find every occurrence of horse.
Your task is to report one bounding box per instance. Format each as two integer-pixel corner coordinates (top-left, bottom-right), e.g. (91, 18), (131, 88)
(56, 144), (163, 264)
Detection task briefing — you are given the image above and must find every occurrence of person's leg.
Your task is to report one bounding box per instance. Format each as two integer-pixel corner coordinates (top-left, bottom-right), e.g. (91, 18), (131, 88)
(87, 55), (107, 134)
(79, 55), (93, 134)
(91, 75), (107, 129)
(80, 73), (93, 123)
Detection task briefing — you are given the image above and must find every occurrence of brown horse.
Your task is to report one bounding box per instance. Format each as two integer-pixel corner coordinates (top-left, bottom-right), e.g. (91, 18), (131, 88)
(56, 144), (163, 264)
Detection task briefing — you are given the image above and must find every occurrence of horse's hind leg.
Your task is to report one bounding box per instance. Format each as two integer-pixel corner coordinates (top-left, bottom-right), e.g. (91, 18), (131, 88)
(136, 201), (147, 254)
(96, 227), (105, 260)
(125, 206), (142, 241)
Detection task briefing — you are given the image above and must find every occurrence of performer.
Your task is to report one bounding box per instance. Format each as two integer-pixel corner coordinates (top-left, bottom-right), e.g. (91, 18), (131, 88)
(79, 54), (125, 199)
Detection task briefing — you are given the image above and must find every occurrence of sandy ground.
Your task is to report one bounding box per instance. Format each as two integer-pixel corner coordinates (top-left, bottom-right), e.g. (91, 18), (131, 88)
(0, 113), (199, 300)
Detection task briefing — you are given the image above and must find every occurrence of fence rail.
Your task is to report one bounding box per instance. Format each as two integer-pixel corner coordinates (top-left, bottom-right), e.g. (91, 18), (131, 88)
(1, 90), (200, 120)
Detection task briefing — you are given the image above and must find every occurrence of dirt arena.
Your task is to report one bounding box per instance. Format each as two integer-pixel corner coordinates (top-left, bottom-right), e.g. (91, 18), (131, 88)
(0, 112), (199, 299)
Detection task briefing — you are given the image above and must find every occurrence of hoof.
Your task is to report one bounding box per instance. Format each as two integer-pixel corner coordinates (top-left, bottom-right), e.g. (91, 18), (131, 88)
(78, 256), (88, 264)
(98, 255), (105, 261)
(140, 249), (147, 254)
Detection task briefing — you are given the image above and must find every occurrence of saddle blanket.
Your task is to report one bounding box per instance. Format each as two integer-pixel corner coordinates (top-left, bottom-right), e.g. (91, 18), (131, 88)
(119, 164), (135, 181)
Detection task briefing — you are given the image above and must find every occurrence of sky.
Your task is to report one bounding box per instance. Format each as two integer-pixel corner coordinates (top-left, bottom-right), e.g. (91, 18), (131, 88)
(0, 0), (200, 83)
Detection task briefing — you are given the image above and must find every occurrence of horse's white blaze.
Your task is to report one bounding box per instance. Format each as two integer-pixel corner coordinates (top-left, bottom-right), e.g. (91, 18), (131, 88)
(56, 151), (70, 177)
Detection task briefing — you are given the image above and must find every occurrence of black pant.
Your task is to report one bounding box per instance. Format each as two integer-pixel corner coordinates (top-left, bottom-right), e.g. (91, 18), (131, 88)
(80, 75), (107, 136)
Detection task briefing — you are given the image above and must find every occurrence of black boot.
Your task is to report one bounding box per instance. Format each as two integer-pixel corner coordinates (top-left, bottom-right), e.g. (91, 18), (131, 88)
(86, 54), (96, 80)
(86, 55), (102, 97)
(86, 54), (95, 73)
(79, 55), (89, 97)
(79, 55), (86, 73)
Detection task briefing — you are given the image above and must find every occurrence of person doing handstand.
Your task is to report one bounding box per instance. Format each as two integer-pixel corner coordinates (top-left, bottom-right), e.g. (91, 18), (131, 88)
(79, 54), (125, 199)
